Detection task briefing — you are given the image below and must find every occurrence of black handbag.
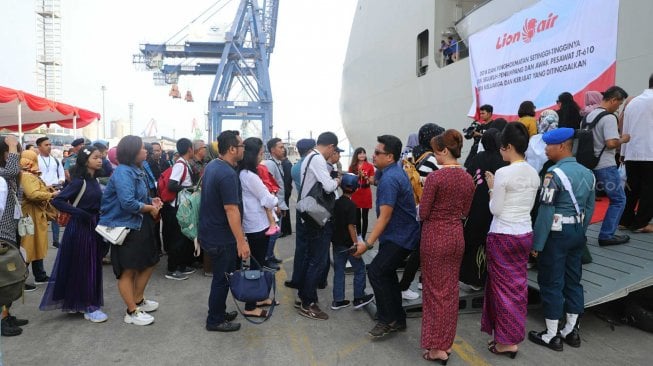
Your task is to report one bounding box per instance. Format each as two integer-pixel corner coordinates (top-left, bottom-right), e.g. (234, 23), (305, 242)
(226, 257), (276, 324)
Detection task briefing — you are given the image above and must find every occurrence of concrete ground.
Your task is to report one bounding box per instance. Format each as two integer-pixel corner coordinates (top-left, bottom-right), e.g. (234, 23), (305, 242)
(2, 215), (653, 365)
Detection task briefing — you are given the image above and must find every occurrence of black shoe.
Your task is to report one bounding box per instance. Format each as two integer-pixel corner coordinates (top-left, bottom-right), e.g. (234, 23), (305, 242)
(5, 315), (28, 327)
(284, 280), (299, 289)
(1, 318), (22, 337)
(564, 328), (581, 348)
(52, 242), (59, 249)
(368, 322), (392, 338)
(528, 330), (563, 351)
(263, 262), (280, 271)
(224, 311), (238, 322)
(34, 276), (50, 285)
(268, 256), (283, 264)
(206, 321), (241, 332)
(24, 283), (37, 292)
(353, 294), (375, 309)
(598, 234), (630, 246)
(317, 281), (328, 289)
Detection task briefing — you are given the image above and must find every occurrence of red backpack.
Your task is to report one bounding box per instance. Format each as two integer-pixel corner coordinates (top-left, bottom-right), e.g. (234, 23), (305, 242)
(157, 162), (188, 203)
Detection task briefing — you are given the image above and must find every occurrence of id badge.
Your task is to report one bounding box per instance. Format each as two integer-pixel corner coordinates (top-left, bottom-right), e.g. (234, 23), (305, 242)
(551, 214), (563, 231)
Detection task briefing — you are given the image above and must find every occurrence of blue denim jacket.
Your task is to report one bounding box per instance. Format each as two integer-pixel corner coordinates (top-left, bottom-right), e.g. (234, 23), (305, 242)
(99, 164), (152, 230)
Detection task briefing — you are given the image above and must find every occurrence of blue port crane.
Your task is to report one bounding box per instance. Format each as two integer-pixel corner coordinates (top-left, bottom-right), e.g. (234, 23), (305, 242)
(133, 0), (279, 142)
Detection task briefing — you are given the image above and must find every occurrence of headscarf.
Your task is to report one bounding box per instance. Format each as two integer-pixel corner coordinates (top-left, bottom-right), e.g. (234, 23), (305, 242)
(107, 146), (118, 167)
(538, 109), (559, 134)
(581, 91), (602, 116)
(414, 123), (445, 158)
(20, 150), (40, 174)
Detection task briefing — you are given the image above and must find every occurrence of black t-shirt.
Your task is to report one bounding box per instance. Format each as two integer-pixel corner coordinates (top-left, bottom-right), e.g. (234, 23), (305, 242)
(198, 159), (242, 248)
(332, 195), (358, 247)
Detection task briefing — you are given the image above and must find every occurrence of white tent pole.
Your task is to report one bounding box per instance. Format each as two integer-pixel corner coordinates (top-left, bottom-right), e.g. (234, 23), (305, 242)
(73, 115), (77, 137)
(17, 102), (23, 144)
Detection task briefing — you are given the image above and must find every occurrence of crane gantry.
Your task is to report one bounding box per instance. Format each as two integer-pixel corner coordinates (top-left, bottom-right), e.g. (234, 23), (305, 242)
(133, 0), (279, 142)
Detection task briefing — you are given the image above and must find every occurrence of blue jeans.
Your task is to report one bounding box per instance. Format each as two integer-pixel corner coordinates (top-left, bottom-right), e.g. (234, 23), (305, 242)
(367, 241), (411, 325)
(205, 244), (238, 326)
(266, 230), (281, 260)
(298, 221), (332, 307)
(332, 244), (366, 301)
(290, 210), (308, 285)
(594, 166), (626, 239)
(51, 220), (60, 244)
(537, 224), (585, 319)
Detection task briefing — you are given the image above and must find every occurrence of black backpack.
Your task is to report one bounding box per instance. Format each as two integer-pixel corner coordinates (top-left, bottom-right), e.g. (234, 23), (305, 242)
(574, 110), (613, 170)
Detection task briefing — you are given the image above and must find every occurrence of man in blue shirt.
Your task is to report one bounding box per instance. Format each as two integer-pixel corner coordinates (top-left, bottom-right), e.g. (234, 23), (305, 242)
(354, 135), (420, 338)
(199, 130), (250, 332)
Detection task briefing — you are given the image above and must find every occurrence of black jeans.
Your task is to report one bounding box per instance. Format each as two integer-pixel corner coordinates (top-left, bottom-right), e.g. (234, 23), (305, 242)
(245, 229), (270, 311)
(31, 259), (47, 280)
(355, 208), (370, 240)
(398, 242), (420, 291)
(368, 241), (411, 325)
(162, 204), (195, 272)
(298, 221), (332, 307)
(205, 244), (238, 326)
(620, 161), (653, 230)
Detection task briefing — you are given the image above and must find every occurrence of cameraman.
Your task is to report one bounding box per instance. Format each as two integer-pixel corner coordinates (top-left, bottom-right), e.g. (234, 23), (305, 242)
(464, 104), (501, 168)
(36, 137), (65, 248)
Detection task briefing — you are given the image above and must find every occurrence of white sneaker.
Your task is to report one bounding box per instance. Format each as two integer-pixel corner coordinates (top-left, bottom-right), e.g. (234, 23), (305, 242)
(123, 308), (154, 326)
(138, 299), (159, 312)
(401, 289), (420, 300)
(417, 282), (423, 290)
(84, 310), (108, 323)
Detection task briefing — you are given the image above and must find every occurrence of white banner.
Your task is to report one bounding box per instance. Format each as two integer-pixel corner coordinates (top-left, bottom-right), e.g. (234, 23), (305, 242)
(468, 0), (619, 118)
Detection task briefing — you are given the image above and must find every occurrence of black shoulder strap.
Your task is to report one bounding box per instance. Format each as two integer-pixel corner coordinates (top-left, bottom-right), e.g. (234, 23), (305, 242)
(581, 110), (613, 130)
(298, 152), (318, 200)
(268, 158), (284, 178)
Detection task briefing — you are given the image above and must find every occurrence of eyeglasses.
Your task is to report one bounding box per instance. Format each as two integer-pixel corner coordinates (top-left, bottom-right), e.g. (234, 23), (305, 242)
(374, 150), (389, 156)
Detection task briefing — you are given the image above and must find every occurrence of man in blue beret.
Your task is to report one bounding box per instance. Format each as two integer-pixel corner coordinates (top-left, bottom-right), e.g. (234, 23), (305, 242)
(528, 127), (596, 351)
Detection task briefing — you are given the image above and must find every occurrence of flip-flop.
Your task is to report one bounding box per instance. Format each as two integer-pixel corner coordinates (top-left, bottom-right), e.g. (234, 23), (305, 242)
(257, 299), (280, 307)
(244, 309), (268, 318)
(422, 351), (449, 364)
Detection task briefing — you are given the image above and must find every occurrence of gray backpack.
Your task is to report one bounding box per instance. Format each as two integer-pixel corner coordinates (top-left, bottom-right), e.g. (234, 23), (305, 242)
(0, 241), (28, 306)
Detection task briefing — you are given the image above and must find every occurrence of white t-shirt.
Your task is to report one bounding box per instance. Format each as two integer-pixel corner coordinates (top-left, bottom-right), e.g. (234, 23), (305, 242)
(38, 155), (64, 186)
(586, 108), (619, 170)
(0, 177), (7, 219)
(170, 158), (193, 187)
(489, 162), (540, 235)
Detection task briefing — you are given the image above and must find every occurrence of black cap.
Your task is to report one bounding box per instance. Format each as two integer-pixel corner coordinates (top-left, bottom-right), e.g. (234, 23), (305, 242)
(71, 138), (85, 147)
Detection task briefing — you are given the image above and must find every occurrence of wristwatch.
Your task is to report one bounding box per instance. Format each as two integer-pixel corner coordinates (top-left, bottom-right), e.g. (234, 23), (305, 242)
(363, 240), (374, 250)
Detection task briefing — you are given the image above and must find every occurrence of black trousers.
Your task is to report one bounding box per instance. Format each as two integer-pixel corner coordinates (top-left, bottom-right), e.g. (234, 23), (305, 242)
(368, 241), (411, 325)
(620, 161), (653, 230)
(398, 242), (420, 291)
(161, 204), (195, 272)
(244, 229), (269, 311)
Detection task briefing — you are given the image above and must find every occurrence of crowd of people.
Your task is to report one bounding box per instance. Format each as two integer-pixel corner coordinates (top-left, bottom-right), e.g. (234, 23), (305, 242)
(1, 73), (652, 364)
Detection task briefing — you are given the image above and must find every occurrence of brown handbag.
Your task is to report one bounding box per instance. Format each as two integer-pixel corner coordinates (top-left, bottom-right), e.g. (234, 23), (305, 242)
(57, 180), (86, 226)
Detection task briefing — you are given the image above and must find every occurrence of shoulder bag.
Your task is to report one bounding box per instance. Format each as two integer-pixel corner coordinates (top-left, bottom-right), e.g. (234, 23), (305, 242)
(227, 256), (276, 324)
(58, 179), (87, 226)
(296, 153), (336, 228)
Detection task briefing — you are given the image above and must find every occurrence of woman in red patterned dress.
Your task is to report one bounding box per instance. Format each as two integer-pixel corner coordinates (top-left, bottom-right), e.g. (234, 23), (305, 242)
(348, 148), (375, 239)
(420, 130), (475, 364)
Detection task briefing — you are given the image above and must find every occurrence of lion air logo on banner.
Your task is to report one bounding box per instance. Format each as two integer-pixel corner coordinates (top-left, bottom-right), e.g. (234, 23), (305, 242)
(468, 0), (619, 120)
(496, 13), (559, 49)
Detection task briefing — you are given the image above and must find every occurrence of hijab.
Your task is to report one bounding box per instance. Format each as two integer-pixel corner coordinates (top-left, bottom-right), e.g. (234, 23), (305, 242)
(20, 150), (40, 174)
(413, 123), (445, 158)
(581, 90), (602, 116)
(538, 109), (559, 134)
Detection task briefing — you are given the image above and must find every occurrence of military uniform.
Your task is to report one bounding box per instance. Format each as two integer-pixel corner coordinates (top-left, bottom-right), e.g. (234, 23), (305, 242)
(528, 128), (596, 351)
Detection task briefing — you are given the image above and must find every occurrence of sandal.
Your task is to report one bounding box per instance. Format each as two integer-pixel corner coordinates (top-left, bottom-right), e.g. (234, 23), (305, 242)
(422, 350), (449, 365)
(243, 309), (269, 318)
(257, 299), (280, 307)
(488, 343), (518, 359)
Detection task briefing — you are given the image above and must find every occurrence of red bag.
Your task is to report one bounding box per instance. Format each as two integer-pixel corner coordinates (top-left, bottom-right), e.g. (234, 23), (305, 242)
(157, 162), (188, 203)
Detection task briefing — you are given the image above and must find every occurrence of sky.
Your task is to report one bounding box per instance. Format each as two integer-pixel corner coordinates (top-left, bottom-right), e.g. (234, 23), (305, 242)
(0, 0), (357, 144)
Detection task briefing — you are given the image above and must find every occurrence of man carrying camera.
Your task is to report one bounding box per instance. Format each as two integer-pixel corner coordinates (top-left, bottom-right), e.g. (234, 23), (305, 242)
(36, 137), (64, 248)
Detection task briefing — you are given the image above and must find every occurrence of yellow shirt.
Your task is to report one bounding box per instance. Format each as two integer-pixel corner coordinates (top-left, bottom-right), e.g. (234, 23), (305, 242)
(518, 116), (538, 137)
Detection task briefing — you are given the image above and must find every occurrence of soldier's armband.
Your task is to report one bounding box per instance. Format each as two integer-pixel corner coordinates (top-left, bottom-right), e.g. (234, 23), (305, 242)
(540, 173), (558, 205)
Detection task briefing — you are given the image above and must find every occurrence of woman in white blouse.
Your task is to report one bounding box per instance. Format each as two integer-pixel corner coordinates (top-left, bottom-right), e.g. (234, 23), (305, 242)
(525, 109), (559, 175)
(481, 122), (540, 358)
(237, 137), (279, 318)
